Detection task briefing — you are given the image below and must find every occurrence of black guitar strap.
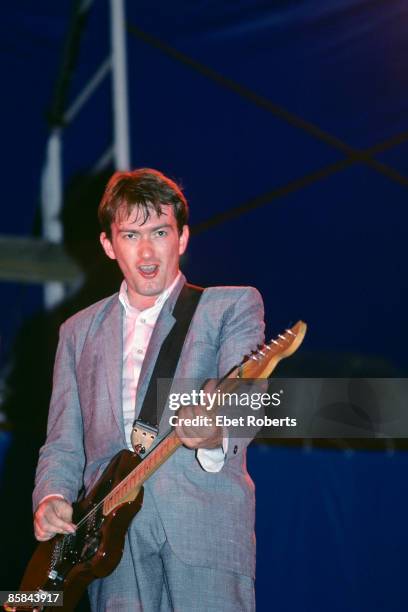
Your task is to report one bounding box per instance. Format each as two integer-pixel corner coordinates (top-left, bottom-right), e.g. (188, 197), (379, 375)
(135, 283), (204, 431)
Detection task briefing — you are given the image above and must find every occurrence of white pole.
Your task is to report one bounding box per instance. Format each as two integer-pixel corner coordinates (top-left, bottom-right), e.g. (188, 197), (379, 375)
(64, 57), (112, 124)
(110, 0), (131, 170)
(41, 128), (65, 308)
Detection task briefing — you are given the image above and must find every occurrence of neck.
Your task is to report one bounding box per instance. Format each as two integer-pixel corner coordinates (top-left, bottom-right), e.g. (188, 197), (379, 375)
(127, 291), (157, 311)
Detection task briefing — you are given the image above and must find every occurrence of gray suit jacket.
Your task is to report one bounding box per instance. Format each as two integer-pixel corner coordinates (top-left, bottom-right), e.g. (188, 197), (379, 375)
(33, 274), (265, 577)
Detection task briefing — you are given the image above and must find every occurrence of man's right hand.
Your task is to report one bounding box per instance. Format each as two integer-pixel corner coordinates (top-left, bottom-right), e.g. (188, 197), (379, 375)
(34, 496), (76, 541)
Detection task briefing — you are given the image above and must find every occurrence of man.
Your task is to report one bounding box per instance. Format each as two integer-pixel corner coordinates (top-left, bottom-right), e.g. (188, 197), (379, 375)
(33, 168), (265, 611)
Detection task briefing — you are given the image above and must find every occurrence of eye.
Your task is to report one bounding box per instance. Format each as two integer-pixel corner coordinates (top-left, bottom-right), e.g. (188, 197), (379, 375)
(124, 232), (138, 240)
(155, 229), (167, 237)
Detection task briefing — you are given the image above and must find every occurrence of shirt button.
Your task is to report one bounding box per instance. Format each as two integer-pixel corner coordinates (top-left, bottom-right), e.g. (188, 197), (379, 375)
(137, 349), (144, 355)
(140, 318), (146, 324)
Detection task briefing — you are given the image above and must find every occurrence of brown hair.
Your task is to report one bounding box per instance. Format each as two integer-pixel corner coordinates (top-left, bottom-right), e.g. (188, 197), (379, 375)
(98, 168), (189, 239)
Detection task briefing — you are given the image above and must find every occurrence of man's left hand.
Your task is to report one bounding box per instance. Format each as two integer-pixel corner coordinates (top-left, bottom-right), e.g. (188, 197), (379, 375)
(175, 403), (222, 449)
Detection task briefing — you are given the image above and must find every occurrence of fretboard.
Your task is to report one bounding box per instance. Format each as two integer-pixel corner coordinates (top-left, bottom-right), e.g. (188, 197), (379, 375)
(100, 324), (306, 517)
(102, 431), (181, 515)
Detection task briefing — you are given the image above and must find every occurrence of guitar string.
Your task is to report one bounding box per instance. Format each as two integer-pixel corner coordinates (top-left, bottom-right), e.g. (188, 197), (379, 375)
(72, 428), (176, 532)
(58, 442), (166, 553)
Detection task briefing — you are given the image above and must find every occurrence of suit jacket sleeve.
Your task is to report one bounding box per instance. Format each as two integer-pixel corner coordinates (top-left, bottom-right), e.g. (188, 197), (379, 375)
(32, 322), (85, 511)
(217, 286), (265, 461)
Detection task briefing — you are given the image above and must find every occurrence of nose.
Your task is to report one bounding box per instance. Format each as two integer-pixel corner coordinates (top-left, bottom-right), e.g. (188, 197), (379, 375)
(138, 236), (154, 259)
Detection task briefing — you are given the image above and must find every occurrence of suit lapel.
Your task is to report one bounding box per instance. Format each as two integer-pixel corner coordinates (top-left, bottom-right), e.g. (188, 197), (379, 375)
(101, 298), (126, 442)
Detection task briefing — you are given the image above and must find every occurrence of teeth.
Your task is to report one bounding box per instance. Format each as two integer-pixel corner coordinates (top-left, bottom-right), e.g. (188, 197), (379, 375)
(139, 265), (157, 272)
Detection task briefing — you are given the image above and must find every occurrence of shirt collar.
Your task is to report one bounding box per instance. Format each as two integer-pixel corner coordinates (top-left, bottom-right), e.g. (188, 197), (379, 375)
(119, 271), (181, 317)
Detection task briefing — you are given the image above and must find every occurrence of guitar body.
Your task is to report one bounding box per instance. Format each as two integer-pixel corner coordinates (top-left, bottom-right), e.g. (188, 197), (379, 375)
(18, 450), (144, 611)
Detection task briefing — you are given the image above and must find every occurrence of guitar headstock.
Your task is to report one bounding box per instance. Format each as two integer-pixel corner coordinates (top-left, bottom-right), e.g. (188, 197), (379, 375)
(235, 320), (307, 379)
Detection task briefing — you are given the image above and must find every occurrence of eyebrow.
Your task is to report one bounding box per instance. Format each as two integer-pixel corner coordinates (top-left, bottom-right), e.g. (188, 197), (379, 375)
(118, 223), (173, 233)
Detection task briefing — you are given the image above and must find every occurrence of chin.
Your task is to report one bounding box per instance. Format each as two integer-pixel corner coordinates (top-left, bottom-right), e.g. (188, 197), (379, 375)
(138, 282), (163, 296)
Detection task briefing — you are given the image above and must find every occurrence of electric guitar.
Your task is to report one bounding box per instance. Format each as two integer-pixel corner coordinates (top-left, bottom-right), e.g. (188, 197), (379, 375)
(8, 321), (307, 611)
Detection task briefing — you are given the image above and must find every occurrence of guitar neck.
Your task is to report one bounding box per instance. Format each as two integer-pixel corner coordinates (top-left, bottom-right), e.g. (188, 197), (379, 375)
(136, 430), (182, 482)
(102, 371), (245, 515)
(102, 368), (271, 515)
(103, 431), (181, 515)
(102, 319), (307, 515)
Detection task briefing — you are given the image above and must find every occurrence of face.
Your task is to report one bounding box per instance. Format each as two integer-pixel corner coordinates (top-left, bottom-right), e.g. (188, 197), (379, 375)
(100, 206), (189, 310)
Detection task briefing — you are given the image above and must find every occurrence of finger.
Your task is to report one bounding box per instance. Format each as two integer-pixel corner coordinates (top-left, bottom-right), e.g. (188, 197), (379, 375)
(176, 421), (206, 440)
(54, 502), (74, 523)
(177, 404), (194, 420)
(48, 501), (75, 529)
(42, 509), (75, 534)
(175, 420), (198, 444)
(176, 419), (217, 443)
(179, 436), (220, 449)
(36, 531), (54, 541)
(177, 424), (221, 448)
(202, 378), (219, 394)
(34, 523), (55, 541)
(178, 435), (202, 449)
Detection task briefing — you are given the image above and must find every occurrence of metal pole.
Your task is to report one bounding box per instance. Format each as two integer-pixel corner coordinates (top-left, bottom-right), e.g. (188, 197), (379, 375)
(41, 129), (65, 308)
(64, 57), (112, 124)
(110, 0), (131, 170)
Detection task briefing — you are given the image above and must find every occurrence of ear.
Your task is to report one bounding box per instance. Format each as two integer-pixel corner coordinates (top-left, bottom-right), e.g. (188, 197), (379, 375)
(178, 225), (189, 256)
(100, 232), (116, 260)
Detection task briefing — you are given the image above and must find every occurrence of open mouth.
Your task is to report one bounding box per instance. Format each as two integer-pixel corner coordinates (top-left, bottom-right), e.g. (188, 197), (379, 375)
(138, 264), (159, 278)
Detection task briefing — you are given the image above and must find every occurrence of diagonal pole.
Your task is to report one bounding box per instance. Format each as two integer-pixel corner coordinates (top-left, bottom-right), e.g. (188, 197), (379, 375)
(127, 25), (408, 191)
